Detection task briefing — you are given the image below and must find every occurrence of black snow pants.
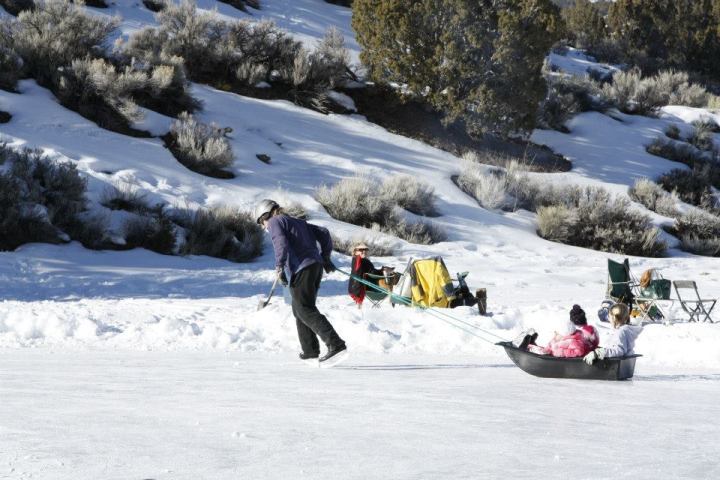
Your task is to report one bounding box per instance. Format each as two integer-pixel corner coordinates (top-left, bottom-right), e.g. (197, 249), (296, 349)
(290, 262), (345, 355)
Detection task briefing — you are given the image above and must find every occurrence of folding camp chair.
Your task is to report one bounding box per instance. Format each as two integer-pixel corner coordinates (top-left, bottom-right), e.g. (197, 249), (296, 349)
(606, 259), (672, 322)
(673, 281), (716, 323)
(364, 268), (400, 308)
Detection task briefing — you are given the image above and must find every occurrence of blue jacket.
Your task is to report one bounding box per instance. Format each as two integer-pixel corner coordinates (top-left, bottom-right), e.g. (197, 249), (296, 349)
(267, 215), (332, 276)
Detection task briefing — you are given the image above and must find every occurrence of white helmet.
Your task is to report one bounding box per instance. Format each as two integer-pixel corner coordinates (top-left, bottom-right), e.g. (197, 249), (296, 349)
(254, 199), (279, 224)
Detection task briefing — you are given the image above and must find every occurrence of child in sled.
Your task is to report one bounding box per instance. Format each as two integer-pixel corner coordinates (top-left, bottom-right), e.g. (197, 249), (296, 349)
(584, 303), (643, 364)
(515, 305), (599, 358)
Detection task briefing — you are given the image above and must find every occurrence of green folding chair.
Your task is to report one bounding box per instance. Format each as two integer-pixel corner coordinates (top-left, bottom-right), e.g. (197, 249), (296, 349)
(364, 269), (400, 308)
(606, 259), (671, 322)
(607, 259), (634, 306)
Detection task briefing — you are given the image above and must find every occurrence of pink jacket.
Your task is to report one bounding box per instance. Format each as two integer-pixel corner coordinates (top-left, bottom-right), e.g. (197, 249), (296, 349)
(546, 325), (599, 358)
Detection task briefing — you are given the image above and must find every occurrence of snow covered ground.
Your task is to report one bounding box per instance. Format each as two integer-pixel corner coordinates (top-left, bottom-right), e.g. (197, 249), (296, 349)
(2, 2), (720, 478)
(2, 352), (719, 480)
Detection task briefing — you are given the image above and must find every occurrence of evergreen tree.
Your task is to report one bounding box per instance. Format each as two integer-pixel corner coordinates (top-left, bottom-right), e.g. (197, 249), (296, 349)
(608, 0), (720, 77)
(562, 0), (606, 49)
(352, 0), (563, 136)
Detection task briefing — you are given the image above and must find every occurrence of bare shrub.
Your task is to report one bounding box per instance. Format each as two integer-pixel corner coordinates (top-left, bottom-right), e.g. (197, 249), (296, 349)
(674, 210), (720, 257)
(688, 120), (718, 152)
(458, 158), (580, 212)
(124, 211), (176, 255)
(315, 176), (392, 227)
(457, 162), (511, 210)
(0, 111), (10, 123)
(129, 58), (200, 117)
(707, 95), (720, 110)
(10, 149), (87, 231)
(536, 89), (581, 132)
(10, 0), (118, 84)
(657, 167), (718, 209)
(537, 187), (666, 257)
(173, 206), (263, 262)
(665, 124), (680, 140)
(461, 149), (545, 171)
(537, 204), (575, 242)
(380, 174), (439, 217)
(505, 163), (582, 212)
(331, 235), (394, 256)
(602, 69), (709, 115)
(383, 218), (446, 245)
(167, 112), (234, 177)
(0, 145), (88, 250)
(101, 183), (161, 215)
(646, 137), (704, 167)
(55, 57), (147, 133)
(125, 2), (297, 87)
(602, 68), (642, 113)
(680, 236), (720, 257)
(629, 178), (679, 217)
(306, 27), (350, 90)
(124, 2), (347, 110)
(65, 212), (111, 250)
(670, 83), (710, 107)
(0, 172), (64, 250)
(537, 74), (603, 131)
(316, 176), (444, 244)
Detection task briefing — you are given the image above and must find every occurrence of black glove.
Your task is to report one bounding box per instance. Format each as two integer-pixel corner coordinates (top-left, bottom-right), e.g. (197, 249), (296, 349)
(276, 267), (288, 287)
(322, 256), (337, 274)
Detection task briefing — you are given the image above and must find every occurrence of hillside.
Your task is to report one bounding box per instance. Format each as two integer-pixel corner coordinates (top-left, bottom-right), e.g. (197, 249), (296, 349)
(2, 2), (720, 479)
(0, 0), (718, 362)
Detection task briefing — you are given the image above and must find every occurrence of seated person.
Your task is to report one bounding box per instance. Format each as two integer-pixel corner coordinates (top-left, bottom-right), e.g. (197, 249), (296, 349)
(514, 305), (599, 358)
(348, 243), (383, 307)
(584, 303), (643, 364)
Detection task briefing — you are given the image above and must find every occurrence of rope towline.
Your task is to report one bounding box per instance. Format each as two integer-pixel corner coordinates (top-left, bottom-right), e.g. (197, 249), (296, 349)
(337, 268), (505, 345)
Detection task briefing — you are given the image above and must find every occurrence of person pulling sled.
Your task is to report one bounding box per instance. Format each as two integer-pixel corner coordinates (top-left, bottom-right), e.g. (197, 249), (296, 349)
(255, 199), (347, 366)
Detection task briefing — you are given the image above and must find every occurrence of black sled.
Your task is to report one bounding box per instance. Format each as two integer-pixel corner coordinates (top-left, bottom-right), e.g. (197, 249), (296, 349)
(497, 341), (640, 381)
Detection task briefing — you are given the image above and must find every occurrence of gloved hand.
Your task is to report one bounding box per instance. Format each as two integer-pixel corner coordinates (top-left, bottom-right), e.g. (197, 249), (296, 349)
(322, 256), (337, 274)
(276, 267), (288, 287)
(583, 348), (606, 365)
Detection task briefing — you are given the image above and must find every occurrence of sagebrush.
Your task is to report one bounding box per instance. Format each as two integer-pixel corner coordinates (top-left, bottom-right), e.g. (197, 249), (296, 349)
(537, 187), (666, 257)
(628, 178), (678, 217)
(673, 210), (720, 257)
(331, 235), (394, 256)
(0, 144), (88, 250)
(315, 175), (445, 244)
(123, 1), (348, 111)
(168, 112), (234, 177)
(173, 206), (263, 262)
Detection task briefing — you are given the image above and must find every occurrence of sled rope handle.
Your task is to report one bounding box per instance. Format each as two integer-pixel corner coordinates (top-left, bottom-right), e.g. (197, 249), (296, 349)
(337, 268), (506, 344)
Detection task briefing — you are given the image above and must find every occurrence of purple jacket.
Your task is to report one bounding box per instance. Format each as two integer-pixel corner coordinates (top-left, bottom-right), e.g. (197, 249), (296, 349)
(267, 215), (333, 276)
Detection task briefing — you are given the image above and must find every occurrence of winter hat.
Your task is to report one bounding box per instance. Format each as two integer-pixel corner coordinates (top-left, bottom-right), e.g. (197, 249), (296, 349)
(569, 304), (587, 326)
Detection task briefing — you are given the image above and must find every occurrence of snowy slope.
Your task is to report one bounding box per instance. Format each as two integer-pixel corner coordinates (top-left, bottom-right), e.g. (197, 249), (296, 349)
(1, 2), (720, 368)
(91, 0), (362, 64)
(3, 3), (720, 479)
